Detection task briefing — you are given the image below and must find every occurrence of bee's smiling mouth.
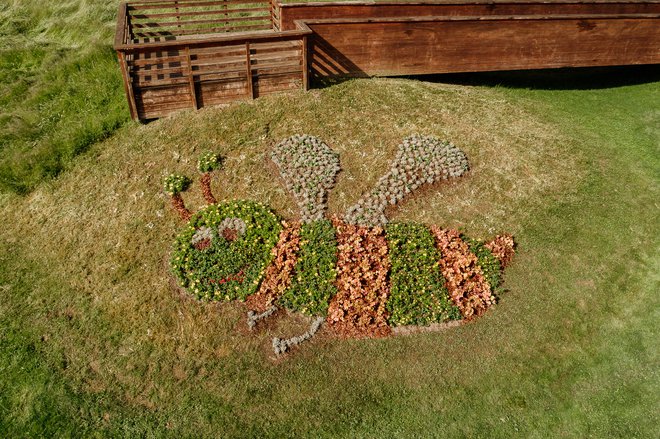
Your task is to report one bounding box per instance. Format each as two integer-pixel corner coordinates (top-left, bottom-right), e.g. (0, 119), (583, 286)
(204, 269), (246, 285)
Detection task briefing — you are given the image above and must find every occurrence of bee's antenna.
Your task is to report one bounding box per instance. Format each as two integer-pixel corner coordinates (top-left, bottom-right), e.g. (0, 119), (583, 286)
(197, 152), (222, 205)
(163, 174), (192, 221)
(344, 135), (469, 227)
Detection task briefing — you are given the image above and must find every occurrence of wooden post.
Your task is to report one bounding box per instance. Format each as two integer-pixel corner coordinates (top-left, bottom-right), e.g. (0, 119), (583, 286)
(269, 0), (277, 31)
(245, 42), (254, 99)
(117, 50), (139, 121)
(185, 46), (198, 110)
(302, 36), (309, 91)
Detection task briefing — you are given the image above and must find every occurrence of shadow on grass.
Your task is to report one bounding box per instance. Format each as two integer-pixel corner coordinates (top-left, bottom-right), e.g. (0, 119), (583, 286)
(406, 64), (660, 91)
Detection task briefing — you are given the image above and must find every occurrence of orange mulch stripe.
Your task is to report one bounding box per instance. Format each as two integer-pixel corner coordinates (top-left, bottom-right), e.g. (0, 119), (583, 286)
(245, 221), (301, 312)
(326, 219), (392, 338)
(431, 227), (495, 319)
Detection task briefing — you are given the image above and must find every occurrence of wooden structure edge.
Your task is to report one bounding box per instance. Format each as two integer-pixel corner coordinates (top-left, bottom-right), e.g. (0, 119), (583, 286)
(114, 0), (660, 121)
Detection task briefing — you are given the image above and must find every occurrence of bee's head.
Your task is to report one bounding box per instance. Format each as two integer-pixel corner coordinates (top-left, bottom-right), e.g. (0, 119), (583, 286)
(171, 201), (282, 301)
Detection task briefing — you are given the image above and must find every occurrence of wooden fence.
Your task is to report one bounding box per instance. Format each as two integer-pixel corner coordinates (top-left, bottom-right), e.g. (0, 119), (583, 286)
(116, 1), (660, 121)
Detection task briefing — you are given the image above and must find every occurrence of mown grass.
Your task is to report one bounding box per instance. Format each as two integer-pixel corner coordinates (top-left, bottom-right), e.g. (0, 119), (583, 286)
(0, 0), (129, 194)
(0, 66), (658, 437)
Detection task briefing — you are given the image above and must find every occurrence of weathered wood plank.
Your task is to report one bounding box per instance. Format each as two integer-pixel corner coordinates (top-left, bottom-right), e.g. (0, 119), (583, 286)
(115, 29), (310, 50)
(117, 51), (139, 120)
(131, 7), (271, 20)
(246, 42), (254, 98)
(131, 16), (270, 29)
(279, 1), (660, 30)
(128, 0), (272, 11)
(133, 23), (271, 38)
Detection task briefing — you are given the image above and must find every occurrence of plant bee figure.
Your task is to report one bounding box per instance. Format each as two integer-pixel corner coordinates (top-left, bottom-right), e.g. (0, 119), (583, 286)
(166, 136), (515, 354)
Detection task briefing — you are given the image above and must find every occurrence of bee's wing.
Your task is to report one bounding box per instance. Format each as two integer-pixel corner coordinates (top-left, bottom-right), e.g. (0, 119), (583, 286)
(271, 135), (341, 223)
(345, 135), (469, 227)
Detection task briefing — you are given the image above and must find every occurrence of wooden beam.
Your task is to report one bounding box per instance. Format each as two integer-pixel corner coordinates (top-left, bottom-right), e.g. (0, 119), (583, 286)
(117, 50), (139, 120)
(115, 28), (311, 50)
(185, 46), (199, 109)
(114, 3), (129, 48)
(246, 41), (254, 99)
(302, 35), (309, 90)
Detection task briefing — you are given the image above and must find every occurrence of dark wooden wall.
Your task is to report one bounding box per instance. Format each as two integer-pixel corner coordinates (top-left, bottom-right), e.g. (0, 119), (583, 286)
(305, 15), (660, 81)
(279, 1), (660, 30)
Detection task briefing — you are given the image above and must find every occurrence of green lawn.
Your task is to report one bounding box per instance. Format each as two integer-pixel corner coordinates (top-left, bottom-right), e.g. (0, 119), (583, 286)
(1, 1), (659, 437)
(0, 0), (128, 194)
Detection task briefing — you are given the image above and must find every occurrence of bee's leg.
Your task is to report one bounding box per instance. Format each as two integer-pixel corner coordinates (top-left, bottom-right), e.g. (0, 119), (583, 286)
(246, 305), (278, 330)
(272, 317), (324, 355)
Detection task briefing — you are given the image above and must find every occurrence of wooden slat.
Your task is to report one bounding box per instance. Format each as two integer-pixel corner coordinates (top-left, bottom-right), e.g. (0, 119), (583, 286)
(128, 0), (272, 11)
(129, 54), (187, 66)
(194, 61), (249, 75)
(252, 65), (302, 77)
(185, 46), (198, 109)
(133, 23), (271, 38)
(251, 58), (302, 71)
(131, 15), (270, 28)
(189, 45), (246, 56)
(117, 51), (139, 120)
(245, 41), (254, 98)
(302, 34), (308, 90)
(135, 75), (190, 87)
(131, 66), (187, 77)
(115, 29), (311, 50)
(131, 7), (270, 19)
(139, 85), (192, 100)
(251, 51), (302, 64)
(195, 70), (247, 81)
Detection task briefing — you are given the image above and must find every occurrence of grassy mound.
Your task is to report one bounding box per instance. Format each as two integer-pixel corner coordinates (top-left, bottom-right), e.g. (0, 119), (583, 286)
(0, 70), (658, 437)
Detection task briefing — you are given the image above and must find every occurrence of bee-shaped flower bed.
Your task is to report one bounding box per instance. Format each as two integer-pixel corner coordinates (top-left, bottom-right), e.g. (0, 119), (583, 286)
(166, 135), (515, 354)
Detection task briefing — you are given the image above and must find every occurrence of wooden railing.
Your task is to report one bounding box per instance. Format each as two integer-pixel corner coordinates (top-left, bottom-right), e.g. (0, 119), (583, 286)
(125, 0), (277, 42)
(116, 20), (310, 119)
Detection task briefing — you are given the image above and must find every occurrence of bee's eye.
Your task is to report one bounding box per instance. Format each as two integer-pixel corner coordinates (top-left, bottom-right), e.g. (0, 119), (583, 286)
(191, 226), (213, 250)
(218, 217), (247, 242)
